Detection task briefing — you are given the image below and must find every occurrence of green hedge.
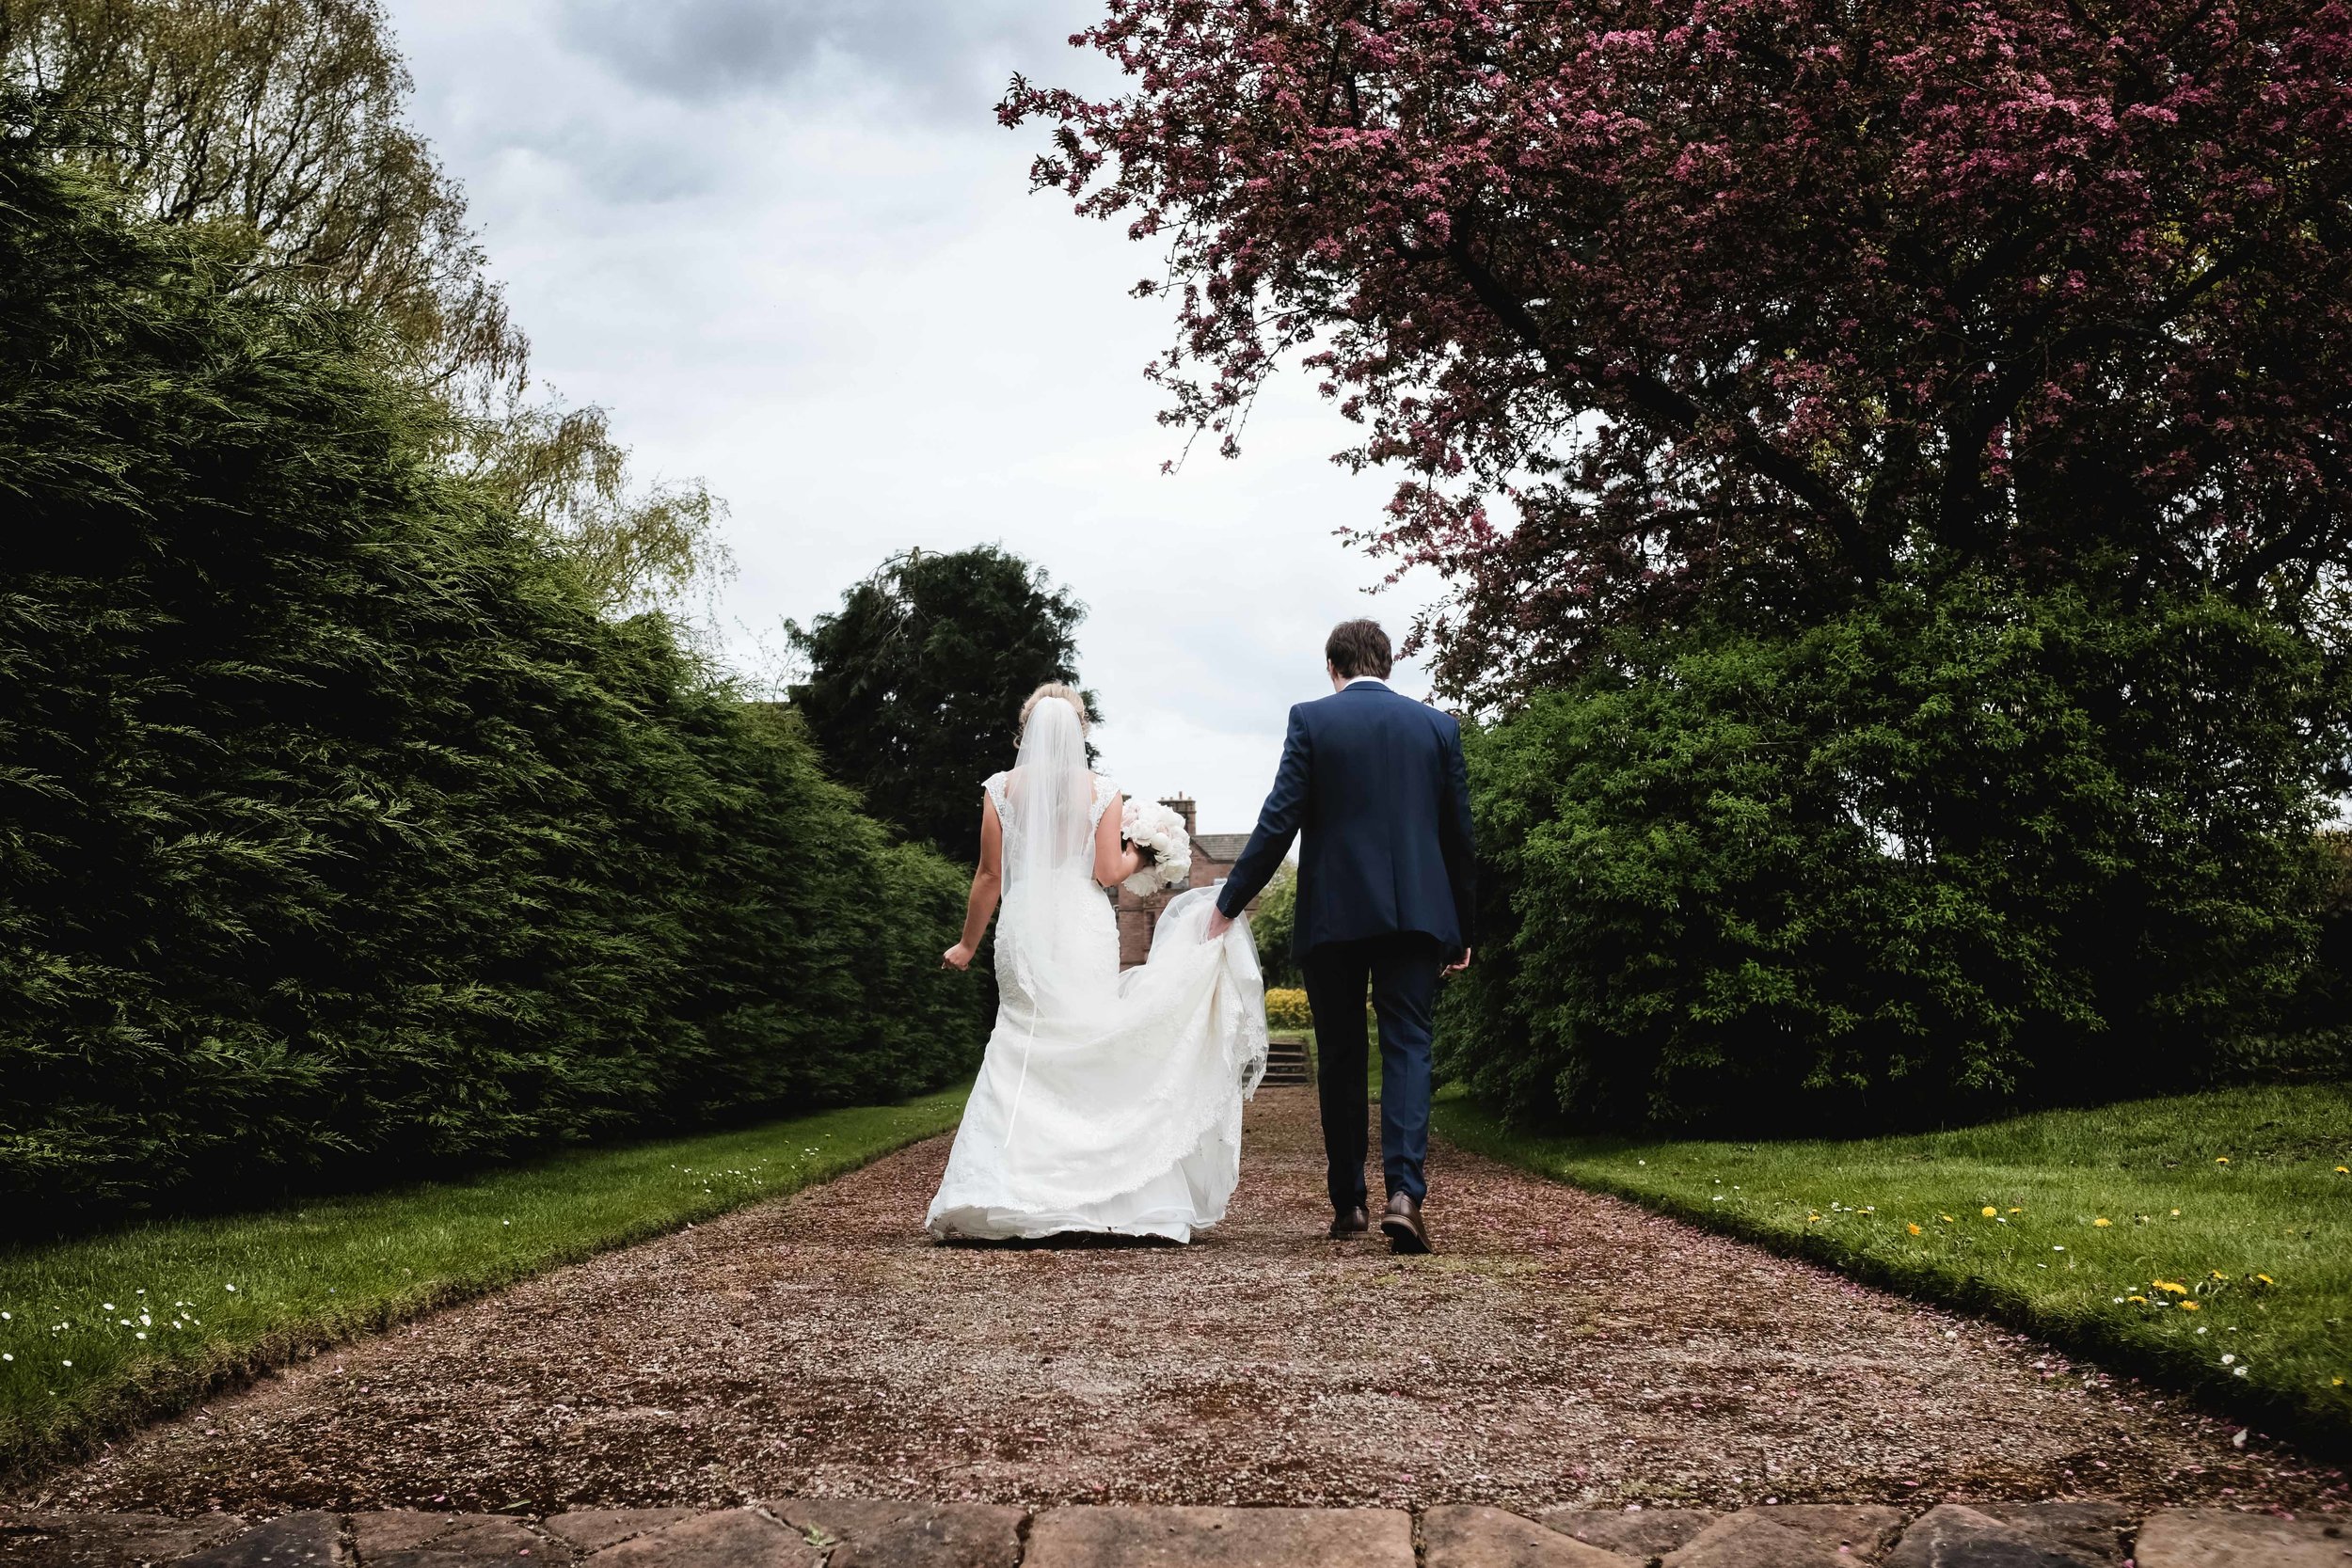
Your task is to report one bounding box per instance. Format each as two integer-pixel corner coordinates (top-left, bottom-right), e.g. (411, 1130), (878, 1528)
(1250, 863), (1300, 988)
(0, 112), (989, 1224)
(1439, 575), (2345, 1133)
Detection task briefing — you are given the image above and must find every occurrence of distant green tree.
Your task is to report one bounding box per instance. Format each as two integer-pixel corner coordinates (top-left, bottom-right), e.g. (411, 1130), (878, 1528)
(787, 546), (1094, 863)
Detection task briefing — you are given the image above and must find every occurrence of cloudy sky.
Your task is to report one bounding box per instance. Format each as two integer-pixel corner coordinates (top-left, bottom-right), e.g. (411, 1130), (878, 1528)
(383, 0), (1445, 834)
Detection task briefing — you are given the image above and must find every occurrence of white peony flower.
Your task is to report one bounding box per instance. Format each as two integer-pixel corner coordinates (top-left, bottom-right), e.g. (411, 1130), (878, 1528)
(1119, 800), (1194, 896)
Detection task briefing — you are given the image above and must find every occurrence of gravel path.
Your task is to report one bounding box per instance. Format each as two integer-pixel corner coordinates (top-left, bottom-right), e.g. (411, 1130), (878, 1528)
(13, 1088), (2346, 1518)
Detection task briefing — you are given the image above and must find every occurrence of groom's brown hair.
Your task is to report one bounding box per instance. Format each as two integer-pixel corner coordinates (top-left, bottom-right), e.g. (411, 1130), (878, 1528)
(1325, 618), (1393, 680)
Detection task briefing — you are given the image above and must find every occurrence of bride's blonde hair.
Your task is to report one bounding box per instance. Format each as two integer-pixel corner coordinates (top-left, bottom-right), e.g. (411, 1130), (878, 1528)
(1020, 682), (1090, 735)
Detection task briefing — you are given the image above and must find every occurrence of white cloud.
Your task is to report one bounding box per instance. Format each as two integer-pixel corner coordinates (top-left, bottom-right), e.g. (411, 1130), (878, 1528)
(552, 0), (1097, 119)
(386, 0), (1445, 834)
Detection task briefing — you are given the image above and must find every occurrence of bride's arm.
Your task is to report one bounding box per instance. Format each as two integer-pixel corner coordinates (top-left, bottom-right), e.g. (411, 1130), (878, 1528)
(1093, 791), (1144, 889)
(942, 795), (1004, 971)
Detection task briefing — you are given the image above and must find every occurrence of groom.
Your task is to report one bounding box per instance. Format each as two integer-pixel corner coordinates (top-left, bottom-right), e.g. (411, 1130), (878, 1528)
(1204, 619), (1477, 1254)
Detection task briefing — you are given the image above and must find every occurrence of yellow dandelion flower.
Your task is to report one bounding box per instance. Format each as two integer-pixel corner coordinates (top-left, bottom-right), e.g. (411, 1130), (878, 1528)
(2179, 1300), (2201, 1311)
(2170, 1208), (2182, 1216)
(2336, 1166), (2348, 1176)
(2255, 1274), (2275, 1286)
(2008, 1207), (2024, 1214)
(2093, 1217), (2112, 1227)
(2153, 1279), (2188, 1295)
(2126, 1295), (2149, 1305)
(1981, 1206), (1998, 1217)
(2216, 1156), (2231, 1164)
(2210, 1271), (2229, 1281)
(1907, 1223), (1923, 1236)
(1940, 1214), (1956, 1224)
(2335, 1377), (2346, 1386)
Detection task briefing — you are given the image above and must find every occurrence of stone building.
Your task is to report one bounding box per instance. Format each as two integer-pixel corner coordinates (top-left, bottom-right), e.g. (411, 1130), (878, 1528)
(1115, 796), (1262, 968)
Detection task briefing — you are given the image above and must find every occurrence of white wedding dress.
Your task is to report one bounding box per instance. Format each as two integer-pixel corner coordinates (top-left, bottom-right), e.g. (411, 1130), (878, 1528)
(926, 701), (1269, 1243)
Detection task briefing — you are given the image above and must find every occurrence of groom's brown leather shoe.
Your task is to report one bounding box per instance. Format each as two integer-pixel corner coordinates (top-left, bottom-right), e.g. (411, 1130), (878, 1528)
(1327, 1204), (1369, 1239)
(1381, 1193), (1431, 1255)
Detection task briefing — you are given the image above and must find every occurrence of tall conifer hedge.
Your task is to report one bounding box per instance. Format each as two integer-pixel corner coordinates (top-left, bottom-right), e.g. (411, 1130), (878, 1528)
(0, 110), (989, 1223)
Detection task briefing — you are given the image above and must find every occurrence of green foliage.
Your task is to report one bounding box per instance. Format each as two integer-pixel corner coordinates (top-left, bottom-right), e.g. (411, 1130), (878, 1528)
(0, 1091), (966, 1473)
(2242, 832), (2352, 1079)
(1435, 1082), (2352, 1446)
(0, 113), (988, 1224)
(2, 0), (516, 394)
(1251, 863), (1300, 987)
(465, 396), (732, 617)
(787, 546), (1093, 863)
(2, 0), (732, 616)
(1440, 575), (2344, 1132)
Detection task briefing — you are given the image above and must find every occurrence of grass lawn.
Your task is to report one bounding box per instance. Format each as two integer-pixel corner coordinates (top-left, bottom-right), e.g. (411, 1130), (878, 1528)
(0, 1090), (966, 1475)
(1434, 1081), (2352, 1447)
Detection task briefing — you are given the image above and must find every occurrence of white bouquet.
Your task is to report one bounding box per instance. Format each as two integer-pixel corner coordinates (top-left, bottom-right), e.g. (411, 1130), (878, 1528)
(1120, 799), (1193, 897)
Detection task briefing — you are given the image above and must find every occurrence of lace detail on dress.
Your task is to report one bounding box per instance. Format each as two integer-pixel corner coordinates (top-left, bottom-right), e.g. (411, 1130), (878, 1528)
(988, 771), (1114, 829)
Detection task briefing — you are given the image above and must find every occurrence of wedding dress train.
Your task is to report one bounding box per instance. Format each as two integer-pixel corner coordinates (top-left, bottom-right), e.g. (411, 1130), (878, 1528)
(925, 707), (1268, 1243)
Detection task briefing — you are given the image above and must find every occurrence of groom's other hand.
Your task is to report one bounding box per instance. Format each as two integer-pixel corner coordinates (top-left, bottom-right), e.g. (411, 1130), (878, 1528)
(1443, 947), (1473, 975)
(1204, 909), (1234, 942)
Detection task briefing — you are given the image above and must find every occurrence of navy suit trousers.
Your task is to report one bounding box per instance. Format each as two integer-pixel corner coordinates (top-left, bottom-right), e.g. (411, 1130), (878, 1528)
(1301, 934), (1444, 1208)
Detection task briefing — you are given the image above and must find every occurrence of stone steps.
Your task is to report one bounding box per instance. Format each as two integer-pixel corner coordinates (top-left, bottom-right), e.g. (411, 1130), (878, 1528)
(6, 1497), (2344, 1567)
(1262, 1034), (1311, 1086)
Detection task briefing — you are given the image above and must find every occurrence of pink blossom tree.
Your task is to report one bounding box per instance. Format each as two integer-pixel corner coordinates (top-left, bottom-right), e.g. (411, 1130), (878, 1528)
(1007, 1), (2352, 701)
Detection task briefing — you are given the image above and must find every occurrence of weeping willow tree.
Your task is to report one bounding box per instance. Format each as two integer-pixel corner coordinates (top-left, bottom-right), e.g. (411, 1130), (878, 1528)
(0, 0), (727, 614)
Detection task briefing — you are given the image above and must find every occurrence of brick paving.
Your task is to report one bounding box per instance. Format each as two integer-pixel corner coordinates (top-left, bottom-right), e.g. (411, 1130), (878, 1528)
(5, 1498), (2350, 1565)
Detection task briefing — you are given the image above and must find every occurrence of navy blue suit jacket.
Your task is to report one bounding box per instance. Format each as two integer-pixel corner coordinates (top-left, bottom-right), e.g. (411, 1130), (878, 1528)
(1216, 681), (1477, 959)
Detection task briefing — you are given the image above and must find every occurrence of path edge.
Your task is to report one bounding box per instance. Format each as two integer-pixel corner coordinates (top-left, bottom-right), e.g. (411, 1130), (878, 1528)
(1431, 1098), (2352, 1465)
(0, 1098), (965, 1485)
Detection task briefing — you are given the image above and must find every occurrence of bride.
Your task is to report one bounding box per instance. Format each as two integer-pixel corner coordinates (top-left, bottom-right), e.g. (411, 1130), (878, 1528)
(929, 683), (1268, 1243)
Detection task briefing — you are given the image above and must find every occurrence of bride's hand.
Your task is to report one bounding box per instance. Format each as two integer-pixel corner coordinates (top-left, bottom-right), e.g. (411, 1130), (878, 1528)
(942, 942), (975, 971)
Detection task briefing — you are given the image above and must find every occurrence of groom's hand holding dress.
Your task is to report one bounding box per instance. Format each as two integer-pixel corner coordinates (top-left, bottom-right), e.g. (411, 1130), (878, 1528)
(1207, 908), (1470, 975)
(1212, 636), (1476, 1255)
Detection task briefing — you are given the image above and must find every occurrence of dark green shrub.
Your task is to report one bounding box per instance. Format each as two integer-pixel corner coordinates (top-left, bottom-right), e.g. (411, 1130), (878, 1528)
(2222, 832), (2352, 1084)
(0, 112), (988, 1224)
(1440, 576), (2343, 1132)
(1250, 863), (1300, 988)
